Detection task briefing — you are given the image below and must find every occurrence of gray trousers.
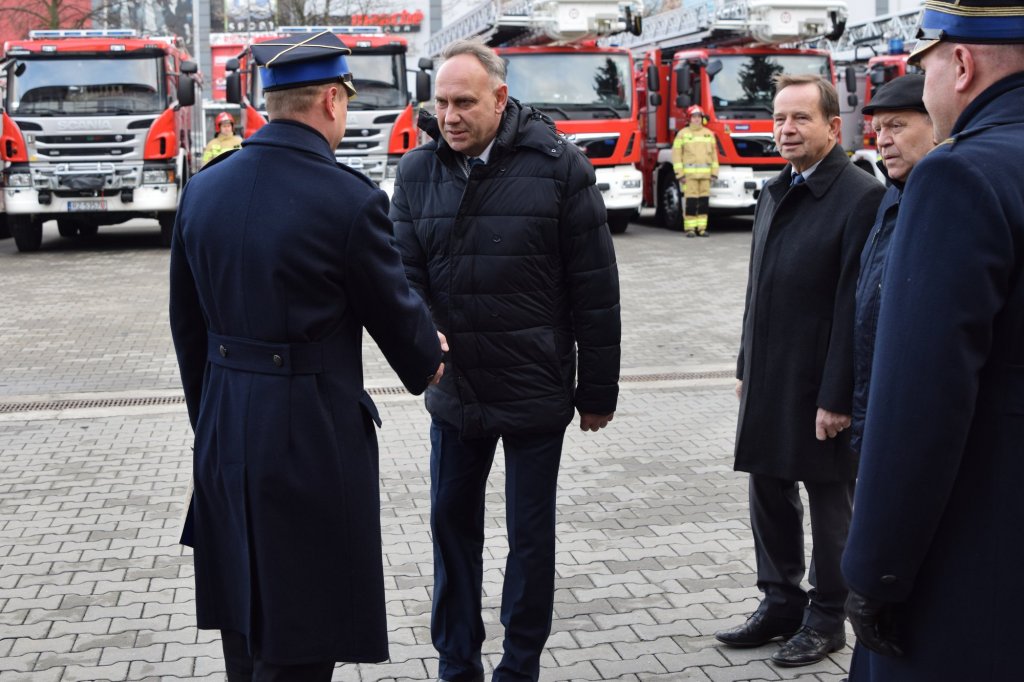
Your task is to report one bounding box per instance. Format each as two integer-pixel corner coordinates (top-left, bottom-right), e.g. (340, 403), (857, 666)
(748, 474), (855, 634)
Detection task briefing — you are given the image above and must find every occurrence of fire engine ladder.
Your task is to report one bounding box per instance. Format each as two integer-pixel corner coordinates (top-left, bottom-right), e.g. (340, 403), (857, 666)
(809, 6), (924, 62)
(427, 0), (643, 57)
(604, 0), (849, 52)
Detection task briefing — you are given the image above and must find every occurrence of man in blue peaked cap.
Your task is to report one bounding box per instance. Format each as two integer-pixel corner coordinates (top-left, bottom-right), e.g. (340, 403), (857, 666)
(170, 31), (446, 681)
(841, 2), (1024, 679)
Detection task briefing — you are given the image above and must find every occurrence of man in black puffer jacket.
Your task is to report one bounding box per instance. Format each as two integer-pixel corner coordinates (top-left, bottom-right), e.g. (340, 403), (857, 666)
(391, 38), (621, 682)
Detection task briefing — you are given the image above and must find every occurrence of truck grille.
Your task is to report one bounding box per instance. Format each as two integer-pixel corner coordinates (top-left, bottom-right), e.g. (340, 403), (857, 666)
(36, 134), (137, 144)
(576, 135), (619, 160)
(339, 138), (382, 152)
(731, 135), (781, 158)
(37, 147), (133, 157)
(17, 115), (150, 169)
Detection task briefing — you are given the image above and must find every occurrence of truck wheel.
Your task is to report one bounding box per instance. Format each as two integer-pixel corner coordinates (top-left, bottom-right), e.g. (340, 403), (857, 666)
(0, 215), (10, 240)
(158, 213), (175, 247)
(659, 173), (684, 231)
(607, 209), (632, 234)
(10, 216), (42, 252)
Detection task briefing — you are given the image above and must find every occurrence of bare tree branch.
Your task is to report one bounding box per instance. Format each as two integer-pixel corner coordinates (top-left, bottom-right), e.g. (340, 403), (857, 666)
(0, 0), (130, 32)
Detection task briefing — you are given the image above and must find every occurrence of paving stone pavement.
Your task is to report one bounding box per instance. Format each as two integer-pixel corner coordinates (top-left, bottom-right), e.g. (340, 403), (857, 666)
(0, 217), (852, 681)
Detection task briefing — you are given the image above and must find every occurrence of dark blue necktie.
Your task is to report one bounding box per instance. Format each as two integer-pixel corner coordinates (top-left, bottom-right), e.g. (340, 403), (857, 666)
(790, 172), (805, 187)
(464, 156), (484, 177)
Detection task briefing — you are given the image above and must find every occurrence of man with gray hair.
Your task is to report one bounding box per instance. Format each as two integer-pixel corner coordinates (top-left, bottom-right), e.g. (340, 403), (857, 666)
(391, 38), (621, 682)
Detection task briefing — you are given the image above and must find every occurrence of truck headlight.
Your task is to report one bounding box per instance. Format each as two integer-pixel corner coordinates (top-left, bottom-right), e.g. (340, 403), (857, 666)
(711, 177), (729, 189)
(6, 172), (31, 187)
(143, 169), (175, 184)
(621, 178), (641, 189)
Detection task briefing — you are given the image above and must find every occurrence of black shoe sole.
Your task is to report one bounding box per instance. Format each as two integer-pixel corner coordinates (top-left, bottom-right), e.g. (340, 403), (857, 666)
(771, 653), (835, 667)
(714, 630), (798, 648)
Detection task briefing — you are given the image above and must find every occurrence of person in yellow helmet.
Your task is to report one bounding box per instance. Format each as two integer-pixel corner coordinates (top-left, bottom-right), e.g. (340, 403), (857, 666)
(671, 105), (719, 236)
(201, 112), (243, 166)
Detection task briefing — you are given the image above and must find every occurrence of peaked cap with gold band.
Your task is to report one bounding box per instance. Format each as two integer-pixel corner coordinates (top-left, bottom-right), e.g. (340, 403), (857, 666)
(910, 0), (1024, 62)
(250, 30), (357, 97)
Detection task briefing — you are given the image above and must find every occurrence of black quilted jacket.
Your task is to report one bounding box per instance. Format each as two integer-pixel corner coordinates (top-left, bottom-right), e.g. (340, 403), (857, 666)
(390, 98), (621, 437)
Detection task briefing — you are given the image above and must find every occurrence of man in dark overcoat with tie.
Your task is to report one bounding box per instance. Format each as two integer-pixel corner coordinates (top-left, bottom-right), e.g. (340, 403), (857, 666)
(842, 2), (1024, 679)
(716, 74), (884, 667)
(169, 31), (444, 681)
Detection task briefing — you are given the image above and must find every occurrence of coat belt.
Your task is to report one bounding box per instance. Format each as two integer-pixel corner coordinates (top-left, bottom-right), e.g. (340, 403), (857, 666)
(207, 332), (344, 376)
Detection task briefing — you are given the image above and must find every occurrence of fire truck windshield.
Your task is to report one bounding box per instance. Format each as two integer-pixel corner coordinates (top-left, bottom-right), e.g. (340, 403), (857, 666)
(349, 53), (407, 109)
(710, 54), (830, 119)
(504, 53), (631, 119)
(251, 52), (407, 111)
(8, 54), (164, 116)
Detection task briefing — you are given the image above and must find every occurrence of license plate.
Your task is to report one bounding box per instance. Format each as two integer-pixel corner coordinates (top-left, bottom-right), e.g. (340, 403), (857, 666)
(68, 199), (107, 212)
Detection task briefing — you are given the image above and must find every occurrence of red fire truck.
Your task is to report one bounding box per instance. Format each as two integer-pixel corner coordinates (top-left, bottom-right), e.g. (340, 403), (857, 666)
(614, 0), (849, 228)
(427, 0), (645, 234)
(224, 26), (430, 196)
(1, 29), (202, 252)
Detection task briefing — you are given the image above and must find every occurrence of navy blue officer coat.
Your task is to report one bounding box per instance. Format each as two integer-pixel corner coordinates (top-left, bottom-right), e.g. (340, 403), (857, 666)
(169, 119), (442, 665)
(843, 72), (1024, 680)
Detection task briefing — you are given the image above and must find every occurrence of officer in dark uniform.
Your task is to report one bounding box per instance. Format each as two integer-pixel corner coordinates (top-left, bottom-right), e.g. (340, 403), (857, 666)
(842, 2), (1024, 680)
(169, 31), (445, 682)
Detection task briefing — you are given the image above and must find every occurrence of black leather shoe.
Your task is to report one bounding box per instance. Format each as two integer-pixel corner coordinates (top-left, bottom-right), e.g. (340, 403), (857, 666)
(715, 611), (801, 647)
(437, 676), (484, 682)
(770, 625), (846, 667)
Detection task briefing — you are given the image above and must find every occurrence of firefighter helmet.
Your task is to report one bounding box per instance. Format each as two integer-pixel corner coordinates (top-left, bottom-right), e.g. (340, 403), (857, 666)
(686, 105), (705, 119)
(215, 112), (236, 127)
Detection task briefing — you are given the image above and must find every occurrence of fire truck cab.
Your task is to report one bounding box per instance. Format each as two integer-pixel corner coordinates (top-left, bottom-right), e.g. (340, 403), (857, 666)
(224, 27), (430, 197)
(427, 0), (645, 234)
(640, 42), (835, 227)
(615, 1), (849, 229)
(1, 29), (202, 252)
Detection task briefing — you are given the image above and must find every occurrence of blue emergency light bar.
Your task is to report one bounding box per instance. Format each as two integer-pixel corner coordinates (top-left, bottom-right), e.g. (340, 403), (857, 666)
(278, 26), (386, 36)
(28, 29), (138, 39)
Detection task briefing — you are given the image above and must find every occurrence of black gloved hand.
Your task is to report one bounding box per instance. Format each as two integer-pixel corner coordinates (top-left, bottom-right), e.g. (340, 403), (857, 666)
(845, 590), (904, 657)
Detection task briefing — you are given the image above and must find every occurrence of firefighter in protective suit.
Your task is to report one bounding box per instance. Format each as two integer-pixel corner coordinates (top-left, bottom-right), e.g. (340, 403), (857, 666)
(201, 112), (243, 166)
(672, 105), (719, 236)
